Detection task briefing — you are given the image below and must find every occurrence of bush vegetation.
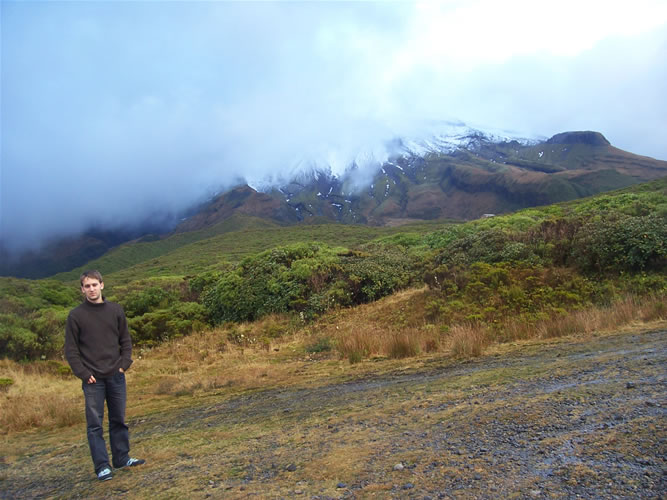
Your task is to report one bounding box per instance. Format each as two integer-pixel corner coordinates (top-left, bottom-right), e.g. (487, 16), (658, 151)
(0, 179), (665, 364)
(0, 279), (80, 360)
(202, 242), (423, 324)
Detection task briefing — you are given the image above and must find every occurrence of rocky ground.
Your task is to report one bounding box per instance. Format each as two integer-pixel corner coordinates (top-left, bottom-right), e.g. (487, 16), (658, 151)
(1, 328), (665, 499)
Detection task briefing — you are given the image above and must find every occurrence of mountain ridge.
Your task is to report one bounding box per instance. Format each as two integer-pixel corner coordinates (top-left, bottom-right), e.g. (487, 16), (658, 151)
(174, 130), (667, 231)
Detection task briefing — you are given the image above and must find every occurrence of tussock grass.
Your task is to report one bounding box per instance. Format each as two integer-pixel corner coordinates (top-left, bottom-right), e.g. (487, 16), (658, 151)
(336, 324), (381, 363)
(501, 294), (666, 342)
(0, 359), (83, 433)
(334, 321), (439, 362)
(2, 291), (664, 434)
(388, 330), (422, 358)
(448, 323), (490, 358)
(326, 290), (666, 361)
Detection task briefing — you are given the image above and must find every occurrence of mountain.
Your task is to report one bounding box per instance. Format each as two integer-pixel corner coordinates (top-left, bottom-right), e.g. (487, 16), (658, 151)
(174, 129), (667, 231)
(2, 127), (666, 279)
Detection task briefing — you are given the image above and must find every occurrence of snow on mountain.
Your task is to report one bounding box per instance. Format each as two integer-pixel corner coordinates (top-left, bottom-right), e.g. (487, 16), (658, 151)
(248, 121), (541, 195)
(396, 121), (542, 157)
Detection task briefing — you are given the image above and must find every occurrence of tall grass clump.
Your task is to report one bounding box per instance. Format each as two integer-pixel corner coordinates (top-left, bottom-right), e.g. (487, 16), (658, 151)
(329, 308), (440, 362)
(448, 324), (489, 358)
(388, 330), (422, 359)
(336, 327), (378, 364)
(640, 296), (666, 322)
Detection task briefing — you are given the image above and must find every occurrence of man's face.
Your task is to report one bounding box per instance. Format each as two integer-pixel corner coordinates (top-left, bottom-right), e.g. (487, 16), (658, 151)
(81, 277), (104, 303)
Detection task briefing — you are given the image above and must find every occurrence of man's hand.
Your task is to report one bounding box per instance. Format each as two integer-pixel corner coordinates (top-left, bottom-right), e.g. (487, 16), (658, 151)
(87, 374), (96, 384)
(119, 368), (124, 373)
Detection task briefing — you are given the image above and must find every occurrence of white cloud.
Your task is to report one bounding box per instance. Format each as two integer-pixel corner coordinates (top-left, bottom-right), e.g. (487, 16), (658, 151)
(405, 0), (667, 65)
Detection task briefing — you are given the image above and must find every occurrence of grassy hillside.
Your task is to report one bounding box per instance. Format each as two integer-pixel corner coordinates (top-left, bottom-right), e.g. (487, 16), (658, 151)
(1, 179), (665, 362)
(53, 217), (449, 285)
(51, 214), (282, 282)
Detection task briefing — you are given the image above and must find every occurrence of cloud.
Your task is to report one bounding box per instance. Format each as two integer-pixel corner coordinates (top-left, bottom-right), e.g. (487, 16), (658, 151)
(2, 1), (666, 253)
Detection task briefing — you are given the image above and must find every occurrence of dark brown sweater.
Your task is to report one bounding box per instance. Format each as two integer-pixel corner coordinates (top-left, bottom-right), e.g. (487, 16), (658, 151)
(64, 299), (133, 380)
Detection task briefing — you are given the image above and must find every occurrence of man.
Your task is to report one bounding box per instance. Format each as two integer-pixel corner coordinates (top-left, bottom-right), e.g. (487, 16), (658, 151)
(65, 270), (145, 481)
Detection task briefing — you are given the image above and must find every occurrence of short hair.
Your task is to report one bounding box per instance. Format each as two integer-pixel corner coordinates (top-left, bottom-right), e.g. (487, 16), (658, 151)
(80, 270), (104, 286)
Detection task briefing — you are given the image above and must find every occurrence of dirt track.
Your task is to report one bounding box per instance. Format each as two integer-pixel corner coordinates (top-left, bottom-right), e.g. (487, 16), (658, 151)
(2, 328), (665, 499)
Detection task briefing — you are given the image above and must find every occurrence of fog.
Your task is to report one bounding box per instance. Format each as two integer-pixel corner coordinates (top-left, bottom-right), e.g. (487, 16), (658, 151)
(2, 1), (666, 253)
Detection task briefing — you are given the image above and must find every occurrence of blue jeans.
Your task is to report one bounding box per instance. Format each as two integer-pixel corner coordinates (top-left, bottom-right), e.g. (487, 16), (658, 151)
(82, 371), (130, 473)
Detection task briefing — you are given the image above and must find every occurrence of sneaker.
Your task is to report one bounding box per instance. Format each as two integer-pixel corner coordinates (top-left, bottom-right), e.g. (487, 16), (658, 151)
(97, 467), (113, 481)
(118, 457), (145, 469)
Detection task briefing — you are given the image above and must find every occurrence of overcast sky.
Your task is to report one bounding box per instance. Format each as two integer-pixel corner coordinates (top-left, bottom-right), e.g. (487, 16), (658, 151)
(2, 0), (667, 253)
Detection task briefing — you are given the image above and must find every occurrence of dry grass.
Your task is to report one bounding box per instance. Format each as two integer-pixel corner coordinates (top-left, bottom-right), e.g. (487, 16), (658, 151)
(334, 322), (441, 362)
(447, 323), (490, 358)
(501, 294), (667, 342)
(0, 316), (308, 434)
(0, 359), (83, 433)
(326, 291), (666, 361)
(2, 291), (664, 434)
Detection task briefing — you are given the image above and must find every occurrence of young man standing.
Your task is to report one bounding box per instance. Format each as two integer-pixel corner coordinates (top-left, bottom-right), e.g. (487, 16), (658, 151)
(65, 270), (145, 481)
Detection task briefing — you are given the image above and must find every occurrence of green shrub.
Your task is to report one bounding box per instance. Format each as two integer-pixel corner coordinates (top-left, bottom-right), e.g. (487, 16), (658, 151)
(571, 214), (666, 273)
(0, 314), (40, 360)
(618, 272), (667, 296)
(202, 242), (340, 323)
(423, 262), (595, 326)
(0, 377), (14, 392)
(428, 228), (540, 269)
(340, 247), (422, 305)
(187, 271), (224, 300)
(36, 281), (80, 307)
(202, 242), (422, 324)
(121, 286), (179, 317)
(423, 224), (475, 250)
(30, 307), (69, 358)
(128, 302), (208, 346)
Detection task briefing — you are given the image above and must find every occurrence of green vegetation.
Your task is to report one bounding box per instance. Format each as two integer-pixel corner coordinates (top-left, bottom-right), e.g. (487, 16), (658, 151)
(52, 216), (445, 285)
(1, 179), (665, 362)
(202, 242), (422, 323)
(0, 279), (80, 360)
(0, 377), (14, 392)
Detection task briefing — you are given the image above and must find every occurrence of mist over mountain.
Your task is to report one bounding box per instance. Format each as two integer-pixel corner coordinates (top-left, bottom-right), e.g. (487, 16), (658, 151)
(2, 125), (666, 279)
(176, 128), (666, 232)
(3, 2), (667, 268)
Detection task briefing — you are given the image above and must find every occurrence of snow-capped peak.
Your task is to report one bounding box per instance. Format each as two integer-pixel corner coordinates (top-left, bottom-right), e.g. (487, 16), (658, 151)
(395, 121), (541, 157)
(248, 120), (542, 193)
